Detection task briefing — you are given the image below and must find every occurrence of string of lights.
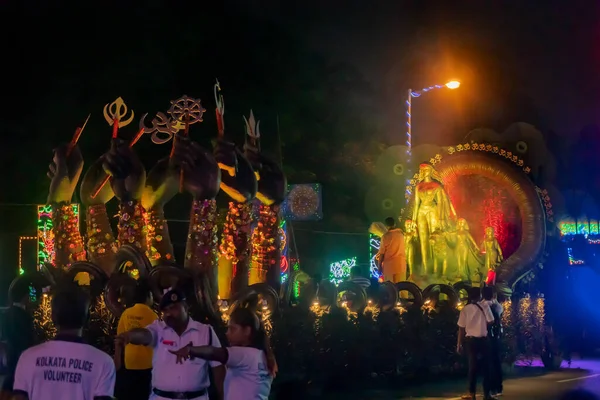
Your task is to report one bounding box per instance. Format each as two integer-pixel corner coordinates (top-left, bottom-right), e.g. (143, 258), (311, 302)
(405, 80), (460, 198)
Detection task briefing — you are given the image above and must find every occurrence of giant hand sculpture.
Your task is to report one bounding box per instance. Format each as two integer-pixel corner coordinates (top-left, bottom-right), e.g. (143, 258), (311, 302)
(103, 140), (148, 253)
(214, 138), (257, 203)
(141, 149), (181, 267)
(243, 111), (287, 291)
(214, 137), (257, 299)
(47, 144), (86, 270)
(175, 135), (221, 314)
(80, 156), (117, 275)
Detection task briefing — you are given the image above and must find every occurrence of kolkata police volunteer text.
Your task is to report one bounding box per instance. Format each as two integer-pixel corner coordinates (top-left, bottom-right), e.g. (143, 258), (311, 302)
(36, 356), (94, 384)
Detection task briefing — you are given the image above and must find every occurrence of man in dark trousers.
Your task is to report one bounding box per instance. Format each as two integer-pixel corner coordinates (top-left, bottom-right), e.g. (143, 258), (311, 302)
(482, 286), (504, 397)
(457, 287), (494, 400)
(0, 280), (35, 399)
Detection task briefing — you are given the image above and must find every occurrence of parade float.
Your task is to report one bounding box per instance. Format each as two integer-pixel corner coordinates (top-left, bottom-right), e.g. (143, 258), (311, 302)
(7, 86), (556, 386)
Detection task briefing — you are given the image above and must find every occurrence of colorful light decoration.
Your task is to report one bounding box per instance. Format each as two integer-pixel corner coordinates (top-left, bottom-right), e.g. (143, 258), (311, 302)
(37, 204), (80, 270)
(250, 204), (280, 284)
(567, 247), (584, 265)
(19, 236), (36, 275)
(282, 184), (322, 221)
(291, 259), (300, 298)
(279, 220), (289, 283)
(369, 234), (382, 279)
(559, 220), (577, 236)
(329, 257), (357, 286)
(219, 202), (252, 264)
(405, 80), (460, 198)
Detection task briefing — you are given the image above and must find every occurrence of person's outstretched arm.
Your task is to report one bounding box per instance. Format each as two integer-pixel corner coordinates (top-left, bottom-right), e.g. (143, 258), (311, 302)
(169, 345), (228, 364)
(116, 328), (154, 347)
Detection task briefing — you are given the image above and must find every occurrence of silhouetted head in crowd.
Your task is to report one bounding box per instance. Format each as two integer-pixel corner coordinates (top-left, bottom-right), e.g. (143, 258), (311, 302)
(385, 217), (396, 229)
(468, 287), (482, 304)
(482, 285), (495, 301)
(10, 279), (31, 306)
(134, 281), (153, 306)
(51, 286), (90, 334)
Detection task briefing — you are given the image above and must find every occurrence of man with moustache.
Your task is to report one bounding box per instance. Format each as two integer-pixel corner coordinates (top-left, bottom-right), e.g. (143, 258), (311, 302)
(115, 289), (225, 400)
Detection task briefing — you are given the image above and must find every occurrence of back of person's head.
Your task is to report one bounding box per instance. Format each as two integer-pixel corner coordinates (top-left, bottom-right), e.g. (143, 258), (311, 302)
(468, 287), (482, 303)
(10, 279), (30, 305)
(384, 217), (396, 228)
(134, 281), (151, 305)
(482, 286), (494, 301)
(51, 286), (90, 330)
(120, 284), (136, 308)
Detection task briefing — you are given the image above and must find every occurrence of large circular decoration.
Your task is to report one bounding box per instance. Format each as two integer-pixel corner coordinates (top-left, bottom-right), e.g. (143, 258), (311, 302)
(422, 284), (458, 308)
(288, 185), (319, 219)
(404, 150), (546, 284)
(104, 274), (138, 317)
(66, 261), (108, 298)
(8, 272), (51, 304)
(232, 283), (280, 317)
(115, 245), (152, 280)
(148, 265), (192, 305)
(395, 281), (423, 308)
(336, 281), (367, 312)
(377, 281), (399, 311)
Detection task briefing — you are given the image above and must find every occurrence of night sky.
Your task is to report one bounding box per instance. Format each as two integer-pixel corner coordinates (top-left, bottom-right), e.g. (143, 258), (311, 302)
(0, 0), (598, 285)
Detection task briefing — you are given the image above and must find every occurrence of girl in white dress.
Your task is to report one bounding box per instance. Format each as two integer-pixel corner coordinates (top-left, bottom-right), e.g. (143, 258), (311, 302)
(169, 307), (277, 400)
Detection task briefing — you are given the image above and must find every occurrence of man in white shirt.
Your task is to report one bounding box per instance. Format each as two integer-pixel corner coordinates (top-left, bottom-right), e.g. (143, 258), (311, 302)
(12, 287), (116, 400)
(457, 287), (494, 400)
(116, 289), (225, 400)
(482, 286), (504, 397)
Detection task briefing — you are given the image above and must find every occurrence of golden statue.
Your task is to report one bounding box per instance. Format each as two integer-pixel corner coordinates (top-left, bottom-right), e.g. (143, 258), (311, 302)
(482, 226), (503, 284)
(429, 231), (450, 279)
(411, 163), (457, 273)
(404, 219), (418, 278)
(454, 218), (481, 282)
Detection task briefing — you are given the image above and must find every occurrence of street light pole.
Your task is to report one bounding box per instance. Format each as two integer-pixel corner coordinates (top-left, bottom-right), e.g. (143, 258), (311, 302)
(405, 80), (460, 198)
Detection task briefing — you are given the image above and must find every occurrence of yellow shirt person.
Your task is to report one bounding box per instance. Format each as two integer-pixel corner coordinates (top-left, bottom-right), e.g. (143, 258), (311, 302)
(117, 302), (158, 370)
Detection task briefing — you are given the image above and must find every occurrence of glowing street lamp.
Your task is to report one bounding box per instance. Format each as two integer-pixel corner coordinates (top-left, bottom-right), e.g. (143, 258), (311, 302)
(405, 80), (460, 198)
(445, 80), (461, 89)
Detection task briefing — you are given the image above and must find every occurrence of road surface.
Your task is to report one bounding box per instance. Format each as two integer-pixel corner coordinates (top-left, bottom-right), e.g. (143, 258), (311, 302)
(323, 360), (600, 399)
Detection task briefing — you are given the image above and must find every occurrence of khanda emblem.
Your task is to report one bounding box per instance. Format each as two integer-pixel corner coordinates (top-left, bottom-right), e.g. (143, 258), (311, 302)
(139, 112), (185, 145)
(103, 97), (134, 128)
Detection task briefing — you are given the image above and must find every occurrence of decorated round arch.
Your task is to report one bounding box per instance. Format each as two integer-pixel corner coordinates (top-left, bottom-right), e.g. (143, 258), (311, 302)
(403, 143), (547, 283)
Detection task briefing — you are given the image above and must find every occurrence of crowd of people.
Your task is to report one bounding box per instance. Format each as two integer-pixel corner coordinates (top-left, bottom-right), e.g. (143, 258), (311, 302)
(0, 283), (277, 400)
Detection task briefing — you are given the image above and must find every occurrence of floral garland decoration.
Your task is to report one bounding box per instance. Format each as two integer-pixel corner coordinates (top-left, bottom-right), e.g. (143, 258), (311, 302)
(54, 203), (86, 269)
(117, 200), (148, 251)
(250, 204), (280, 284)
(219, 202), (253, 265)
(145, 208), (175, 263)
(86, 204), (118, 262)
(185, 199), (218, 273)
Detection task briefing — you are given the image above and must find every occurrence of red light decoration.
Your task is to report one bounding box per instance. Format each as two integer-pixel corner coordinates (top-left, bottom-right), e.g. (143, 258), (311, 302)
(280, 256), (289, 274)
